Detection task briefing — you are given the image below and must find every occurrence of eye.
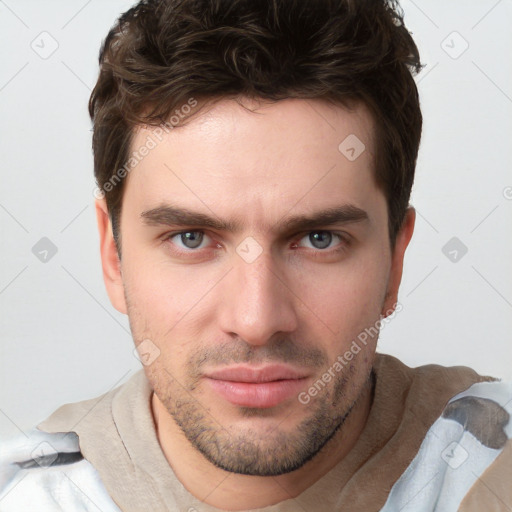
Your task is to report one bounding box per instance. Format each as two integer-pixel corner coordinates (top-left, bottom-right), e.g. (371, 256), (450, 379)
(296, 231), (347, 250)
(168, 231), (211, 250)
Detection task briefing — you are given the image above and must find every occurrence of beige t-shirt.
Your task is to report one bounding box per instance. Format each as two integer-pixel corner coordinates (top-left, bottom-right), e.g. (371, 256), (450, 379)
(36, 353), (512, 511)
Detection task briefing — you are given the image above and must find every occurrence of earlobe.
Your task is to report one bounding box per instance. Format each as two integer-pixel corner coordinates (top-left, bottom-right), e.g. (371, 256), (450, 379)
(95, 199), (127, 314)
(381, 207), (416, 317)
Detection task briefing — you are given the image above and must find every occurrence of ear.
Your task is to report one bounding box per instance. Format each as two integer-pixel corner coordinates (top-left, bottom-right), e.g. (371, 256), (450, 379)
(381, 206), (415, 317)
(95, 198), (127, 314)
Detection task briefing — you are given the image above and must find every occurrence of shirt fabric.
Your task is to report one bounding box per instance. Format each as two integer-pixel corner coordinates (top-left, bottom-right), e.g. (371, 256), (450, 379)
(1, 353), (511, 511)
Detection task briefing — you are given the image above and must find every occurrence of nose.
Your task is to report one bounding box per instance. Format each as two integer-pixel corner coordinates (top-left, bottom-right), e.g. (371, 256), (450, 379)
(217, 249), (298, 346)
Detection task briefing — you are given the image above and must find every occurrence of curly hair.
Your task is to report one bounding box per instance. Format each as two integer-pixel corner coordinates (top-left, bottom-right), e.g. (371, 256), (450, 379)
(89, 0), (423, 250)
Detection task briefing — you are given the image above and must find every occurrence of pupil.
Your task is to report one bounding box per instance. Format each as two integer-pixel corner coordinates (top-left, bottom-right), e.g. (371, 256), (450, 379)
(181, 232), (203, 249)
(310, 231), (331, 249)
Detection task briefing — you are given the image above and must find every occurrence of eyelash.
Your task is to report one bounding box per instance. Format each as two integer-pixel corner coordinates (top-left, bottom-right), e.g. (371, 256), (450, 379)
(162, 230), (351, 257)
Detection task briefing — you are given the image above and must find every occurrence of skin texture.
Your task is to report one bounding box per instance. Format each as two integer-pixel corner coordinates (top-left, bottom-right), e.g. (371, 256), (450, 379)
(96, 97), (415, 509)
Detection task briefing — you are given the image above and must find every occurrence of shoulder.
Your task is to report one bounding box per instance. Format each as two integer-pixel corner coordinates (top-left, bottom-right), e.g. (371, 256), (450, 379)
(37, 369), (147, 434)
(0, 429), (121, 511)
(372, 353), (495, 432)
(374, 353), (494, 392)
(380, 376), (512, 511)
(0, 372), (148, 512)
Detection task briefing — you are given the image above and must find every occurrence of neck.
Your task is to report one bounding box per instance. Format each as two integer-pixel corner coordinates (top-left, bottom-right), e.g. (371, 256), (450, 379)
(151, 374), (374, 510)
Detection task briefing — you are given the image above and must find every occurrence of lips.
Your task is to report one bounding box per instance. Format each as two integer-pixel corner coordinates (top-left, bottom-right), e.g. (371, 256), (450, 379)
(204, 365), (309, 409)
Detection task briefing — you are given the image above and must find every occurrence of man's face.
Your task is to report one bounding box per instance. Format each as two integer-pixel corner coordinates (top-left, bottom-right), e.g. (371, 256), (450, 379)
(103, 98), (402, 476)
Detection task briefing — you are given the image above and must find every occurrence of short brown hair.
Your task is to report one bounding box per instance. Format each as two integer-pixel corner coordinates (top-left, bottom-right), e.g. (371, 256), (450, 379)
(89, 0), (422, 251)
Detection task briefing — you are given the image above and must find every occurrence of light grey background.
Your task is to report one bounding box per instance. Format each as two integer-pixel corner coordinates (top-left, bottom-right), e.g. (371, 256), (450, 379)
(1, 0), (511, 439)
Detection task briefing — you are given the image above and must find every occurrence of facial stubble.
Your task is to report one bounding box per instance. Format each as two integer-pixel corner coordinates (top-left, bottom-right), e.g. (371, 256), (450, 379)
(147, 351), (375, 477)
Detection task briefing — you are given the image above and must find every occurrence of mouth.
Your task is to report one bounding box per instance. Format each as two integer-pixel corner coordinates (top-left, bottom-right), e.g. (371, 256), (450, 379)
(203, 365), (310, 409)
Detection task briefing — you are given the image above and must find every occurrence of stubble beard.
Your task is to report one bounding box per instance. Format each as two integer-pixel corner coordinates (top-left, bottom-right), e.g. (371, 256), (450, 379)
(149, 360), (375, 477)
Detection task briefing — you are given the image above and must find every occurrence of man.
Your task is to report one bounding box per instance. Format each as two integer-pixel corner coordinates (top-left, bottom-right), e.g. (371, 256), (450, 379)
(1, 0), (510, 510)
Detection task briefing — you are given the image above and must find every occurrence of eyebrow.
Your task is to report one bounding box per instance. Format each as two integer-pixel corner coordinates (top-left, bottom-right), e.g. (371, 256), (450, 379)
(140, 204), (369, 235)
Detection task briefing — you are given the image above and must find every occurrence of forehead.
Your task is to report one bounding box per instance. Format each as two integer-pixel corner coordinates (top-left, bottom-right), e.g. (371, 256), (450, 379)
(123, 97), (382, 230)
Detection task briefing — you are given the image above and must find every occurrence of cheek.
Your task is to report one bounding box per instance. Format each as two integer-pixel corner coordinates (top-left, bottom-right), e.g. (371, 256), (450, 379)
(123, 244), (187, 306)
(291, 249), (389, 346)
(121, 249), (223, 346)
